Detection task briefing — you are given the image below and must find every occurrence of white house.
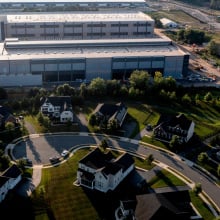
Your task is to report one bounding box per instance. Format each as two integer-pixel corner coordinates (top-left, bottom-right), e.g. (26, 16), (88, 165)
(160, 18), (178, 28)
(40, 96), (73, 122)
(0, 164), (22, 203)
(77, 148), (134, 193)
(153, 113), (195, 143)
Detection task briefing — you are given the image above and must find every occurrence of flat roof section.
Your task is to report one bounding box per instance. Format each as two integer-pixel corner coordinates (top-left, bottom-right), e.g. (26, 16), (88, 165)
(0, 39), (187, 61)
(6, 11), (153, 23)
(0, 0), (146, 3)
(4, 37), (172, 49)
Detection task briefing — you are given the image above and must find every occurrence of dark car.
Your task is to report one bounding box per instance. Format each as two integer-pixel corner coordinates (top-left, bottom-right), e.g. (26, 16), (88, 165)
(146, 124), (152, 131)
(49, 156), (60, 163)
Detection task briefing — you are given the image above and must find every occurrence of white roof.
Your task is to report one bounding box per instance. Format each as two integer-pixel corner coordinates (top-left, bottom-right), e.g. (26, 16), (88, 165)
(0, 0), (145, 3)
(7, 11), (153, 23)
(160, 18), (177, 25)
(0, 38), (187, 60)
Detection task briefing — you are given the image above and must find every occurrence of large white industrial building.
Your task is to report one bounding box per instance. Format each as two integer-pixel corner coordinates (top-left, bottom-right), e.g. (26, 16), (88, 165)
(0, 0), (149, 11)
(0, 11), (189, 87)
(0, 12), (154, 40)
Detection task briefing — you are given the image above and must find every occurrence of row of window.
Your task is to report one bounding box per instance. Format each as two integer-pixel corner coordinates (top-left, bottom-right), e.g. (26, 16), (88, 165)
(10, 23), (152, 29)
(11, 32), (151, 38)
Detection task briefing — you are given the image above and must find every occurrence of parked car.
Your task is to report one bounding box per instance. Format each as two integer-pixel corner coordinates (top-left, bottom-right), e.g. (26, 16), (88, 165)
(49, 156), (60, 163)
(61, 150), (69, 158)
(22, 157), (32, 166)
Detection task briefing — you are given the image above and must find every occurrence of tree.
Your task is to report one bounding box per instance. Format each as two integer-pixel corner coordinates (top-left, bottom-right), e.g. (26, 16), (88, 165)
(204, 92), (213, 102)
(208, 40), (218, 56)
(146, 154), (154, 165)
(197, 152), (208, 164)
(79, 82), (87, 97)
(169, 135), (180, 150)
(217, 164), (220, 178)
(108, 119), (119, 132)
(129, 70), (150, 91)
(88, 77), (107, 96)
(99, 138), (108, 151)
(192, 182), (202, 195)
(5, 122), (15, 131)
(0, 87), (7, 100)
(181, 93), (192, 106)
(37, 112), (44, 125)
(89, 114), (96, 126)
(0, 155), (10, 171)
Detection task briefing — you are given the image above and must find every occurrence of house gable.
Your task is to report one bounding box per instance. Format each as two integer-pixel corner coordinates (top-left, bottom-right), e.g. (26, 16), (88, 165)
(153, 113), (194, 143)
(40, 96), (73, 122)
(0, 164), (22, 203)
(77, 148), (134, 193)
(93, 102), (127, 127)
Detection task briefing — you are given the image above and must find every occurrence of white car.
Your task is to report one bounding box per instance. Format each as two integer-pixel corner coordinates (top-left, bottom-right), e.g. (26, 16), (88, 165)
(61, 150), (69, 157)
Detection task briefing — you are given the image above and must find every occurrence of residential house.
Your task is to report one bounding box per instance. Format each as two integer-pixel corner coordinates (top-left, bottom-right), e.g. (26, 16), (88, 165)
(135, 191), (193, 220)
(0, 106), (17, 129)
(93, 102), (127, 128)
(40, 96), (73, 122)
(116, 190), (195, 220)
(153, 113), (195, 143)
(0, 164), (22, 203)
(77, 148), (134, 193)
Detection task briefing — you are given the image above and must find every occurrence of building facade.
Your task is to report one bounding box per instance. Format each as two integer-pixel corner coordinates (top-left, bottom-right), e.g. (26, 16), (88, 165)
(77, 148), (134, 193)
(0, 11), (189, 87)
(0, 12), (154, 41)
(0, 0), (148, 11)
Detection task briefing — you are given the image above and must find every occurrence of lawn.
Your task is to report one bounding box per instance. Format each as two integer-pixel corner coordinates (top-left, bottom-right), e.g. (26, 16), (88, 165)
(32, 148), (100, 220)
(147, 169), (186, 188)
(148, 10), (208, 29)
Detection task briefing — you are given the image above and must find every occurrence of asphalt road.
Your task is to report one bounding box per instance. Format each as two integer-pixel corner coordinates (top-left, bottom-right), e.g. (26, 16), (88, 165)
(11, 133), (220, 211)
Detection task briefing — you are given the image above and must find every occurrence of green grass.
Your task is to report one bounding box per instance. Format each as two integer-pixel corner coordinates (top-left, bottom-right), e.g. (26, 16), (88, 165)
(141, 136), (168, 149)
(148, 169), (186, 188)
(25, 115), (46, 133)
(148, 10), (208, 29)
(189, 191), (216, 220)
(134, 156), (155, 170)
(31, 148), (100, 220)
(25, 115), (79, 134)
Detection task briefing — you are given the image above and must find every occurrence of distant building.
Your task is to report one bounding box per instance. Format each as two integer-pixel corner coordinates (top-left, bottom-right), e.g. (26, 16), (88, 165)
(0, 0), (149, 12)
(153, 113), (195, 143)
(93, 102), (127, 128)
(40, 96), (73, 122)
(0, 105), (17, 129)
(77, 148), (134, 193)
(0, 11), (189, 87)
(160, 18), (178, 28)
(0, 164), (22, 203)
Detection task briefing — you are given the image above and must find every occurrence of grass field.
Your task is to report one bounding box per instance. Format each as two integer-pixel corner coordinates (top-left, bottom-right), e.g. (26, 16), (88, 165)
(30, 148), (215, 220)
(148, 169), (186, 188)
(148, 10), (208, 29)
(32, 148), (99, 220)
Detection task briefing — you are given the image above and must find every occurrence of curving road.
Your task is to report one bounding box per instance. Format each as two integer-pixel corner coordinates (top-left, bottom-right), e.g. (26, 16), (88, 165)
(12, 133), (220, 213)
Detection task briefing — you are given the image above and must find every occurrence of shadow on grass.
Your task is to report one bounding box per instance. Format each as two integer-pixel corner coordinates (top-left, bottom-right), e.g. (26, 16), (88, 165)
(81, 175), (143, 220)
(148, 170), (178, 189)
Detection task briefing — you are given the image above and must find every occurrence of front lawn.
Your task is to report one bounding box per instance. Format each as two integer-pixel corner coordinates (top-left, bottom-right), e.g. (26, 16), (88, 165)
(147, 169), (186, 188)
(32, 148), (99, 220)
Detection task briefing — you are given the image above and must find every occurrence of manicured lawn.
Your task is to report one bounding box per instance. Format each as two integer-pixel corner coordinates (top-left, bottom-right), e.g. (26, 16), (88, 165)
(32, 148), (100, 220)
(25, 115), (79, 134)
(189, 191), (216, 220)
(148, 169), (186, 188)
